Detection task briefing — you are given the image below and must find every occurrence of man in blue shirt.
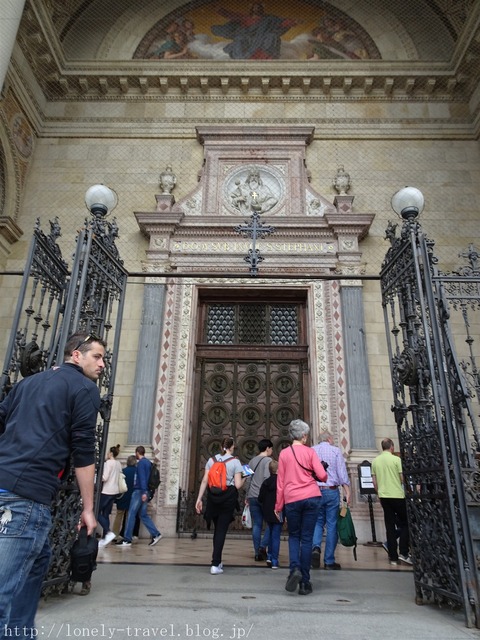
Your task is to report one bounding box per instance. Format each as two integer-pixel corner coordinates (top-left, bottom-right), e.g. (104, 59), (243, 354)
(0, 332), (106, 638)
(311, 431), (351, 570)
(121, 446), (162, 547)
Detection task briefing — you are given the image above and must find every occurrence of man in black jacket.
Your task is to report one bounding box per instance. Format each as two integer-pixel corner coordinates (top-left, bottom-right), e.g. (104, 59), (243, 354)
(0, 332), (106, 639)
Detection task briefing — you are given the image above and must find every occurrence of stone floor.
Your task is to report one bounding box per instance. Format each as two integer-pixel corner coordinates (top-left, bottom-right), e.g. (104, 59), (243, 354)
(94, 534), (411, 571)
(36, 538), (480, 640)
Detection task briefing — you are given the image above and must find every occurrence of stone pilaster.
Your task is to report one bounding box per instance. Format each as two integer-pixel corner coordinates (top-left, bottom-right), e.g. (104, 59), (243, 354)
(127, 283), (166, 444)
(340, 283), (377, 461)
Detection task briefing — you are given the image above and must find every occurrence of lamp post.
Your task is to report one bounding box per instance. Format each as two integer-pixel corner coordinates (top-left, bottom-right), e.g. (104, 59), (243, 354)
(83, 183), (120, 259)
(64, 182), (120, 338)
(84, 183), (118, 217)
(391, 186), (425, 221)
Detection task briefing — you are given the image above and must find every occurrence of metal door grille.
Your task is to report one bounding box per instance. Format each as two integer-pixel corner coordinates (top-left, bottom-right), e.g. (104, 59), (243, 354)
(206, 302), (299, 345)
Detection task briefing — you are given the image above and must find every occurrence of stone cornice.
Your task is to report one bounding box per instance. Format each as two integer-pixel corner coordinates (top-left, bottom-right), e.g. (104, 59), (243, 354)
(14, 61), (477, 102)
(134, 212), (374, 243)
(196, 125), (314, 146)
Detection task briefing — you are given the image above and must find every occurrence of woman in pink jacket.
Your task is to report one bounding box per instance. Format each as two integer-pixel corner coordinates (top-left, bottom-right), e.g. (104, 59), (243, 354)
(275, 419), (327, 596)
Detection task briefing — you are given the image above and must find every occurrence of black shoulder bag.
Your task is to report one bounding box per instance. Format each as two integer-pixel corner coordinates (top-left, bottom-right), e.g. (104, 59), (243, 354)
(70, 526), (98, 583)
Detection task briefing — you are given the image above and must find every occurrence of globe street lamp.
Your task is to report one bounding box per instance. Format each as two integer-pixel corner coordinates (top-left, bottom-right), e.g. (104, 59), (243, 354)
(391, 186), (425, 221)
(84, 184), (118, 217)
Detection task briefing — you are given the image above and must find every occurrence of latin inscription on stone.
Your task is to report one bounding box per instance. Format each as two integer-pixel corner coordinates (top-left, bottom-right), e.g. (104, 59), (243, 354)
(171, 240), (336, 253)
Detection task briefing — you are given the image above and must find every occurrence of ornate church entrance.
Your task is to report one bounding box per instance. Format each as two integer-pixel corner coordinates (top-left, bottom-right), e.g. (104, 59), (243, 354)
(189, 290), (308, 491)
(135, 126), (374, 536)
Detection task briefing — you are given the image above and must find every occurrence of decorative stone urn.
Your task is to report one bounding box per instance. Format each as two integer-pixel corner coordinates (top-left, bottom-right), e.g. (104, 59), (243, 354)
(159, 165), (177, 195)
(333, 165), (351, 195)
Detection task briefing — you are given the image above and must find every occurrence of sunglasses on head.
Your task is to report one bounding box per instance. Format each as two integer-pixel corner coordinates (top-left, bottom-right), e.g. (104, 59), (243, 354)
(73, 333), (102, 353)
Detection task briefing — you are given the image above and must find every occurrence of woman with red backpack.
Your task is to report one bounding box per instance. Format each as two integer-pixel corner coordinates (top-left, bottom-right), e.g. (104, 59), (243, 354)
(195, 436), (245, 575)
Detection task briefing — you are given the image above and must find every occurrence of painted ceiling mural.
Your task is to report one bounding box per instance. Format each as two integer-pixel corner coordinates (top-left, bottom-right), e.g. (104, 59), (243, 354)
(133, 0), (381, 61)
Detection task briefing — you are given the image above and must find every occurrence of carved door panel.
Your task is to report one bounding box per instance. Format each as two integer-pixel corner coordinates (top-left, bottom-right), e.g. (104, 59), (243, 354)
(191, 351), (308, 489)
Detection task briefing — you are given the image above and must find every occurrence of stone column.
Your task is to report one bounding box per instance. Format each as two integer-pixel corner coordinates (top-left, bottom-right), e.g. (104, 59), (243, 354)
(0, 0), (26, 95)
(332, 193), (377, 460)
(340, 284), (377, 456)
(127, 283), (165, 444)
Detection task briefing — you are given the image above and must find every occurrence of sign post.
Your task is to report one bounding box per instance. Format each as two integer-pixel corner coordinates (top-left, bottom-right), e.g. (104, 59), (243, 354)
(358, 460), (382, 547)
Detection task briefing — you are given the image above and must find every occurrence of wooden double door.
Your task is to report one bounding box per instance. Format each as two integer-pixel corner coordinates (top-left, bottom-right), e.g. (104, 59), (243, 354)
(189, 294), (309, 490)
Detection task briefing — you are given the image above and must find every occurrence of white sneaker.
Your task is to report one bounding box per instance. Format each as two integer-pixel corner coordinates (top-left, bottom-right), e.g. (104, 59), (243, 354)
(210, 565), (223, 575)
(149, 534), (162, 546)
(98, 531), (116, 547)
(399, 554), (413, 565)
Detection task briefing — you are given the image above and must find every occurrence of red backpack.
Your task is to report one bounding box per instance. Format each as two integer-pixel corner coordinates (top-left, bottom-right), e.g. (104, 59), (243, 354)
(207, 456), (235, 494)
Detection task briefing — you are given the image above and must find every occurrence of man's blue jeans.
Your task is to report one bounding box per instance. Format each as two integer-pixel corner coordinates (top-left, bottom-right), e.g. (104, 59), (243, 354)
(248, 497), (270, 555)
(124, 490), (160, 542)
(0, 491), (52, 639)
(284, 496), (321, 584)
(312, 488), (340, 565)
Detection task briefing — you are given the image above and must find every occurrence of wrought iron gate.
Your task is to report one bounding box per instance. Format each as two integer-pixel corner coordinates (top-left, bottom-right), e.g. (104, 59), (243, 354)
(0, 209), (127, 595)
(380, 213), (480, 627)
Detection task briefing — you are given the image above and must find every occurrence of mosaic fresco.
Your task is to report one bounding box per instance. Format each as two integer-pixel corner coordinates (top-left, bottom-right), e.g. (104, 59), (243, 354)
(133, 0), (381, 60)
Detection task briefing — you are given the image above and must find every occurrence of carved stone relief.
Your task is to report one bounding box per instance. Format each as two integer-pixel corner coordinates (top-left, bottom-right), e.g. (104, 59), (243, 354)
(224, 164), (284, 216)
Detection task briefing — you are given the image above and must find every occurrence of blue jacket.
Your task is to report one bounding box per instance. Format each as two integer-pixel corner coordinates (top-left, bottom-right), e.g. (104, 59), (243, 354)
(133, 456), (152, 495)
(115, 464), (136, 510)
(0, 363), (100, 505)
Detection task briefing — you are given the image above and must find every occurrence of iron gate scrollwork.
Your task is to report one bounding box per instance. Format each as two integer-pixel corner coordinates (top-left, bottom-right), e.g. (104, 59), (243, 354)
(381, 216), (480, 628)
(0, 208), (127, 596)
(58, 207), (127, 505)
(0, 217), (68, 398)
